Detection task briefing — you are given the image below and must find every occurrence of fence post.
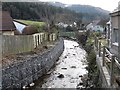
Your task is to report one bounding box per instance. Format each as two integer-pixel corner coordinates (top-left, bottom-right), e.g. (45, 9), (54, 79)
(94, 36), (98, 51)
(102, 46), (106, 66)
(110, 55), (115, 86)
(94, 37), (96, 49)
(99, 41), (101, 57)
(96, 37), (98, 51)
(35, 35), (37, 48)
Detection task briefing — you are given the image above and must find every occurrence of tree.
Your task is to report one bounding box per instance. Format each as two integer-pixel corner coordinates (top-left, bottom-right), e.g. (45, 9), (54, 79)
(66, 26), (73, 32)
(76, 19), (82, 29)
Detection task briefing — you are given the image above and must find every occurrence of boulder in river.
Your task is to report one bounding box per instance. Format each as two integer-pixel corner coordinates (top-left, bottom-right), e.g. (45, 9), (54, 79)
(71, 66), (76, 68)
(79, 75), (83, 77)
(57, 74), (64, 78)
(23, 85), (29, 89)
(43, 46), (48, 49)
(61, 67), (67, 70)
(74, 46), (79, 47)
(73, 54), (76, 56)
(79, 82), (83, 85)
(29, 83), (35, 87)
(64, 56), (67, 58)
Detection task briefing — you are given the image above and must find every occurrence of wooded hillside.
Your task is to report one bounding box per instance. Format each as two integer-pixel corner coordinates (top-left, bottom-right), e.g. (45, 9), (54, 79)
(2, 2), (83, 24)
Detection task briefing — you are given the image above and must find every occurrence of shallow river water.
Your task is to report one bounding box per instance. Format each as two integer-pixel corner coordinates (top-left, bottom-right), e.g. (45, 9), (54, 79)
(32, 40), (88, 89)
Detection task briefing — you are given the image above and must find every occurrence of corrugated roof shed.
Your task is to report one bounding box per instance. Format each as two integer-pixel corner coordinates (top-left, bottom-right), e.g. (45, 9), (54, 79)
(0, 11), (16, 31)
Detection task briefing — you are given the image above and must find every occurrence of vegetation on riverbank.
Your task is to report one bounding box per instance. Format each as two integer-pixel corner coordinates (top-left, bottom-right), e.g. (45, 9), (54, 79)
(76, 31), (101, 88)
(85, 32), (102, 88)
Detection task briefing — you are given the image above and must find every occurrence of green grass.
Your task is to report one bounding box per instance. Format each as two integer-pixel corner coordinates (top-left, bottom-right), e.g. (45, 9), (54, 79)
(15, 19), (45, 26)
(100, 39), (107, 46)
(87, 37), (94, 45)
(59, 32), (76, 38)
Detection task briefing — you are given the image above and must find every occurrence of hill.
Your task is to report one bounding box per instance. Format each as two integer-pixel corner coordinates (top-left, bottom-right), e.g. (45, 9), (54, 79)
(2, 2), (82, 24)
(48, 2), (110, 23)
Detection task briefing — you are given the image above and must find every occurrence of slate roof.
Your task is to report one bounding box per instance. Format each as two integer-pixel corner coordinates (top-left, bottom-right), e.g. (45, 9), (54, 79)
(0, 11), (16, 31)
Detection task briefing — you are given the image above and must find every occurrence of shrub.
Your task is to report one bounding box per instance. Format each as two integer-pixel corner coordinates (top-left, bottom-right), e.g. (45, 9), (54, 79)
(22, 25), (38, 35)
(14, 30), (21, 35)
(85, 47), (101, 87)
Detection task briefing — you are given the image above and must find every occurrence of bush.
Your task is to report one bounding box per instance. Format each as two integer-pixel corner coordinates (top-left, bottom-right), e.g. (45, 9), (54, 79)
(76, 30), (101, 87)
(90, 32), (101, 37)
(22, 25), (38, 35)
(86, 50), (96, 71)
(85, 47), (101, 87)
(14, 30), (21, 35)
(84, 34), (101, 87)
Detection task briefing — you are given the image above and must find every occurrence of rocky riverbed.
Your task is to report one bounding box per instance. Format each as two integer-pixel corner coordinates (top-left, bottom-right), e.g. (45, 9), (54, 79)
(30, 40), (88, 89)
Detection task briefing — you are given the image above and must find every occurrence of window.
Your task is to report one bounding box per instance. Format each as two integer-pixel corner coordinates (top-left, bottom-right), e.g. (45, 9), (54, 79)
(113, 28), (118, 43)
(112, 28), (119, 47)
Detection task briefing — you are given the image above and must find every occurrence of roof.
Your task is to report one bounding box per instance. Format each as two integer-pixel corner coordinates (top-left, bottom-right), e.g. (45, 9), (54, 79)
(13, 19), (28, 26)
(92, 20), (100, 25)
(0, 11), (16, 31)
(87, 20), (100, 27)
(106, 21), (111, 24)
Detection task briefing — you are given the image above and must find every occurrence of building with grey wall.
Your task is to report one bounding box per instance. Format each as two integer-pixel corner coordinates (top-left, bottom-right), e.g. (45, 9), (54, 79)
(109, 4), (120, 59)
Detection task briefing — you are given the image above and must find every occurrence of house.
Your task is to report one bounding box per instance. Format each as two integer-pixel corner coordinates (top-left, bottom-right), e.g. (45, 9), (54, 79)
(56, 22), (68, 28)
(0, 11), (16, 35)
(13, 20), (28, 33)
(93, 25), (104, 32)
(86, 20), (104, 32)
(109, 4), (120, 58)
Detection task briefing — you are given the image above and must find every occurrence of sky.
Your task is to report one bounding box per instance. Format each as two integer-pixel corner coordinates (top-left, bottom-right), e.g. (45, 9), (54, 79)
(39, 0), (120, 11)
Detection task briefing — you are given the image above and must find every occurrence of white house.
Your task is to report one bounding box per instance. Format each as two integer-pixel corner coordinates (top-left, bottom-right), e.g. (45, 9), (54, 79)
(93, 25), (104, 32)
(56, 22), (68, 28)
(86, 20), (104, 32)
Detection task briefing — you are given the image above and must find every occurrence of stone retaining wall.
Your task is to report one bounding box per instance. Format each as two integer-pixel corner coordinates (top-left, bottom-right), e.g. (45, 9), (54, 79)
(2, 38), (64, 89)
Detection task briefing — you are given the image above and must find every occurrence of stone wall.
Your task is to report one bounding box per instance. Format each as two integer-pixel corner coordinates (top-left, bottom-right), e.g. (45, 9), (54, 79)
(2, 38), (64, 89)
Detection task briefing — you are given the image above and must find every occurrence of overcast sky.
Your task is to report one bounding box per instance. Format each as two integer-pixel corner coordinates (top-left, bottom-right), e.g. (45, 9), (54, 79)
(39, 0), (120, 11)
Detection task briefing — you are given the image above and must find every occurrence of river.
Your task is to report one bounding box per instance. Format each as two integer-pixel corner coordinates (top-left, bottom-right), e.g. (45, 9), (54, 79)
(31, 40), (88, 89)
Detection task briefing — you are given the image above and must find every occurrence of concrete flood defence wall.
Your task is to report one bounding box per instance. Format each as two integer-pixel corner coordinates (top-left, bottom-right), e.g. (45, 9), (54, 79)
(2, 38), (64, 89)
